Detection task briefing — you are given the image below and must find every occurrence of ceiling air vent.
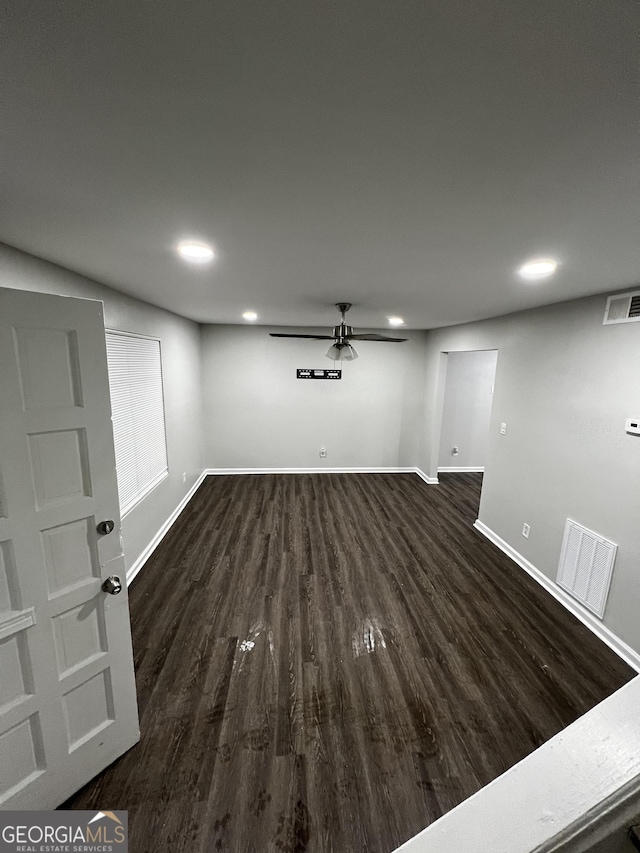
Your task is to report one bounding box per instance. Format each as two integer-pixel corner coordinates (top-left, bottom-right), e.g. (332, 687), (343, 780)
(557, 519), (616, 618)
(603, 290), (640, 324)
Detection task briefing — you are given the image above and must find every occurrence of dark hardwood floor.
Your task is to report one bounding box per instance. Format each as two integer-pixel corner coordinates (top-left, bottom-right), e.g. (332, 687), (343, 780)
(63, 473), (634, 852)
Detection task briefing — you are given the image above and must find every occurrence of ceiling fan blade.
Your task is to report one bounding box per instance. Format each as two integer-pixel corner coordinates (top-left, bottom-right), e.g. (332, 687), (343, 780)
(349, 333), (408, 342)
(269, 333), (336, 340)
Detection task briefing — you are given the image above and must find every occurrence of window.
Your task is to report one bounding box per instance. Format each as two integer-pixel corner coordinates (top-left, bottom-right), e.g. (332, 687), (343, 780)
(105, 331), (168, 516)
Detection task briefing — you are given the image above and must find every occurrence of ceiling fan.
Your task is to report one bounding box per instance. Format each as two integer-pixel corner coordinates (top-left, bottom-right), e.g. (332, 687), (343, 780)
(269, 302), (407, 361)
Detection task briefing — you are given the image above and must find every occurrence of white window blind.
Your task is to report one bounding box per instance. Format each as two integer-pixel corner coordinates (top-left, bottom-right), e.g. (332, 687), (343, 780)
(105, 331), (168, 516)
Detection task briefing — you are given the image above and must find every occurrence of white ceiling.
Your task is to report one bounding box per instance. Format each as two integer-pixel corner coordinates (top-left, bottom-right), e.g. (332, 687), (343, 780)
(1, 1), (639, 329)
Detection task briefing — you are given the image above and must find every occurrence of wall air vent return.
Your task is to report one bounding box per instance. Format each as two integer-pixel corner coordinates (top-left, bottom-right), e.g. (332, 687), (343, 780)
(603, 291), (640, 324)
(557, 520), (617, 618)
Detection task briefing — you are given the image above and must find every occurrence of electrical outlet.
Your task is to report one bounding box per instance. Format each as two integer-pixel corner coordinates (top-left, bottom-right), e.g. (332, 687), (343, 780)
(319, 447), (327, 458)
(500, 422), (507, 435)
(522, 523), (530, 539)
(451, 446), (459, 456)
(182, 472), (187, 484)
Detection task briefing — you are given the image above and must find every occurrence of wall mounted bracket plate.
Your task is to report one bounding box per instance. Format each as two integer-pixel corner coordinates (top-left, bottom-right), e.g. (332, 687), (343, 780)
(297, 369), (341, 380)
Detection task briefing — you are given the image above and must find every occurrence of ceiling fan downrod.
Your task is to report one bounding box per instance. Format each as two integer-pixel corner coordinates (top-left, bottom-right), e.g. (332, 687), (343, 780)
(334, 302), (353, 342)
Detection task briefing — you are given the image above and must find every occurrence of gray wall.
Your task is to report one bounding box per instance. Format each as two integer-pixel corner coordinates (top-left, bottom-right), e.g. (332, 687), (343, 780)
(421, 293), (640, 654)
(438, 350), (498, 469)
(201, 324), (428, 469)
(0, 243), (204, 571)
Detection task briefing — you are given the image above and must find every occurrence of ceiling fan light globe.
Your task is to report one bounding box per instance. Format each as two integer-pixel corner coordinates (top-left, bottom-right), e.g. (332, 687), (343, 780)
(342, 344), (359, 361)
(325, 343), (358, 361)
(325, 344), (341, 361)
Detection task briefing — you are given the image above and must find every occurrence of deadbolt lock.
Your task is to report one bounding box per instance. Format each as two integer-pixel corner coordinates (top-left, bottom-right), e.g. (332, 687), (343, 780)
(102, 576), (122, 595)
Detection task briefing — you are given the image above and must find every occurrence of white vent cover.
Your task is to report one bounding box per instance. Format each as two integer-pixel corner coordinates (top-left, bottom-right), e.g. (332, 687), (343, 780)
(557, 520), (617, 618)
(603, 291), (640, 324)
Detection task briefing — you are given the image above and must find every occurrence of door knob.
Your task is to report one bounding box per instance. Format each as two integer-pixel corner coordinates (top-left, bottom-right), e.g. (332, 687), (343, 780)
(102, 576), (122, 595)
(97, 520), (115, 535)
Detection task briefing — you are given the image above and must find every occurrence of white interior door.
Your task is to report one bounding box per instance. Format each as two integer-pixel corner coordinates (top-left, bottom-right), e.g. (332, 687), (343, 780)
(0, 287), (139, 809)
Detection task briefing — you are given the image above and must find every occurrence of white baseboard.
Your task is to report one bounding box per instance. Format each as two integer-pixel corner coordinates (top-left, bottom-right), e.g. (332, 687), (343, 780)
(126, 471), (207, 585)
(473, 519), (640, 673)
(205, 466), (440, 484)
(414, 467), (439, 485)
(438, 466), (485, 473)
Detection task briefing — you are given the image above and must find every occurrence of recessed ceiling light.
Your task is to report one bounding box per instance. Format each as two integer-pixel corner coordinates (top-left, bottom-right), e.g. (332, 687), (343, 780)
(176, 241), (215, 263)
(243, 311), (258, 321)
(388, 316), (405, 326)
(517, 258), (558, 280)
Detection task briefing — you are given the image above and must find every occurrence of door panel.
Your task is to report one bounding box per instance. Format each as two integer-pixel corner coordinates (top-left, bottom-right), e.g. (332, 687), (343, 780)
(0, 287), (139, 809)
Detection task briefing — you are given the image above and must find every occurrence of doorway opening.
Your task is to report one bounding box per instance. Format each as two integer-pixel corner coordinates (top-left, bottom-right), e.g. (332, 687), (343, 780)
(434, 349), (498, 515)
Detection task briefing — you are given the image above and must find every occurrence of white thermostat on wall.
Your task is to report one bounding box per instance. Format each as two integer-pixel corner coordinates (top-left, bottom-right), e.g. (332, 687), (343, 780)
(625, 418), (640, 435)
